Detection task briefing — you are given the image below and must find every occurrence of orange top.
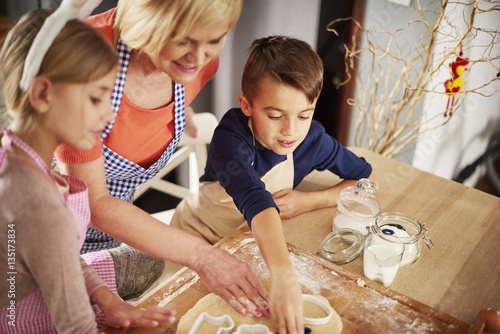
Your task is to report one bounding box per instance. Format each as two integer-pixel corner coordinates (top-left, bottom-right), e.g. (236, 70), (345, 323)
(55, 8), (218, 169)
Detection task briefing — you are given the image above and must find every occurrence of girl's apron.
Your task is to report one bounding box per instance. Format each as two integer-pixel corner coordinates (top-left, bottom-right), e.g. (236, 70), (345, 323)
(82, 39), (186, 253)
(0, 129), (116, 332)
(171, 121), (294, 244)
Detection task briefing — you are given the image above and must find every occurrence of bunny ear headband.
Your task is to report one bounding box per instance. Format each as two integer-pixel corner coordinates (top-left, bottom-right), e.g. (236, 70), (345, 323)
(20, 0), (103, 91)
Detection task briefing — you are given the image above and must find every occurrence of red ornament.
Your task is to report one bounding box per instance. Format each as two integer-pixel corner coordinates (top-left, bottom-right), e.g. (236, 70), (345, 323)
(444, 45), (469, 117)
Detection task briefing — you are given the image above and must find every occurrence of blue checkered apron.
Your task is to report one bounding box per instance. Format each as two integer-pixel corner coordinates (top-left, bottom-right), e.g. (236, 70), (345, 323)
(81, 39), (186, 253)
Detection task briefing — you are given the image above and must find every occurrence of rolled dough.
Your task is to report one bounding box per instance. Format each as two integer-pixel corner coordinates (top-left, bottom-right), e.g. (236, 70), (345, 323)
(176, 293), (342, 333)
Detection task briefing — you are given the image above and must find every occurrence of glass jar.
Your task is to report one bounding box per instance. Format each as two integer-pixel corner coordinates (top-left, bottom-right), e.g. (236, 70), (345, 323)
(319, 228), (364, 265)
(371, 212), (434, 267)
(333, 178), (381, 236)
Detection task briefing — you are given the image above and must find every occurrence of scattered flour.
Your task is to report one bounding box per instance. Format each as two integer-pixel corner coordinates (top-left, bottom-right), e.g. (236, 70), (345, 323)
(149, 238), (461, 333)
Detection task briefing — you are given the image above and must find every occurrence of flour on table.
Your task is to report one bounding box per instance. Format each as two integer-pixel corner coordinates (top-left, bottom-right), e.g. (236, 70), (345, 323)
(176, 293), (342, 334)
(356, 278), (366, 287)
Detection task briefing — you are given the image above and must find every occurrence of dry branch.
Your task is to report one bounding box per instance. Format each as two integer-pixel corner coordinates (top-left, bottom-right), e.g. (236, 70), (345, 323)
(327, 0), (500, 158)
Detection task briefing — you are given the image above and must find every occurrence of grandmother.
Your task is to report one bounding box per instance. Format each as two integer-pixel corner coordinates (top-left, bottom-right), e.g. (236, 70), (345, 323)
(55, 0), (268, 317)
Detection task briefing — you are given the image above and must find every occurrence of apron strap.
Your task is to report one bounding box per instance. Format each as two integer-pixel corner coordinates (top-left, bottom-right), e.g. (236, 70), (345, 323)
(102, 39), (131, 140)
(1, 128), (54, 180)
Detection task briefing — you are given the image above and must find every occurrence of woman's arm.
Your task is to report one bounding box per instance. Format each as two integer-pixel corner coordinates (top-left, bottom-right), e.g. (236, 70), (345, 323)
(59, 157), (199, 263)
(273, 172), (378, 219)
(58, 157), (268, 316)
(251, 208), (304, 334)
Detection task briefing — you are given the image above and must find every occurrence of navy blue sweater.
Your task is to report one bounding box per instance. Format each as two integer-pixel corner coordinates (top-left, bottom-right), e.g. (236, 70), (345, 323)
(200, 108), (372, 226)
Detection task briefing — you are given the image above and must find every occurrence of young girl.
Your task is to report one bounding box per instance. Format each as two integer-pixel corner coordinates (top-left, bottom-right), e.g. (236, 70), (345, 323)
(0, 3), (174, 333)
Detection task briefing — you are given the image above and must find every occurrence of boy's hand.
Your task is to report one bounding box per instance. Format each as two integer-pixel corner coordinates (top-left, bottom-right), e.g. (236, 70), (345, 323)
(268, 268), (304, 334)
(92, 286), (175, 328)
(273, 189), (313, 219)
(194, 246), (269, 317)
(274, 176), (378, 219)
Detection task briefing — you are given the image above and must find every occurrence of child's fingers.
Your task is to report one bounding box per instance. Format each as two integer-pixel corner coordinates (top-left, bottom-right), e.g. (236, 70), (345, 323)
(120, 306), (175, 328)
(292, 312), (305, 334)
(119, 319), (131, 328)
(272, 189), (289, 199)
(274, 311), (302, 334)
(125, 318), (158, 328)
(146, 306), (175, 315)
(142, 306), (176, 323)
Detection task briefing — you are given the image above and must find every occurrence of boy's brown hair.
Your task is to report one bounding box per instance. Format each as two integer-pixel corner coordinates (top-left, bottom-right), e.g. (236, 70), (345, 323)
(241, 35), (323, 105)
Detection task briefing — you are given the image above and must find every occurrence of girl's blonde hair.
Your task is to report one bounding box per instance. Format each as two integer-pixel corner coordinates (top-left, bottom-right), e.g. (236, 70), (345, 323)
(0, 9), (118, 133)
(115, 0), (243, 57)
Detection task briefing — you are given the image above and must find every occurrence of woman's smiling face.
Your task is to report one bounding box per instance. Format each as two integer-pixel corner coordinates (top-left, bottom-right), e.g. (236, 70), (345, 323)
(151, 21), (229, 85)
(239, 77), (317, 156)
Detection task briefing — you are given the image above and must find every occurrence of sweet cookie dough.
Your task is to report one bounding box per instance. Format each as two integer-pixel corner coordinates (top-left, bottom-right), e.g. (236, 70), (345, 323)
(176, 293), (342, 334)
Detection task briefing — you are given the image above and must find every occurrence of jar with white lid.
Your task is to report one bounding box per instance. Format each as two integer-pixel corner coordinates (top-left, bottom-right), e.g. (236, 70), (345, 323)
(333, 178), (381, 236)
(371, 212), (434, 267)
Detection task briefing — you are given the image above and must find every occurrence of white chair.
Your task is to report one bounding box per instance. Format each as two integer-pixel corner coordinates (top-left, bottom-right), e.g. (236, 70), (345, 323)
(133, 112), (218, 223)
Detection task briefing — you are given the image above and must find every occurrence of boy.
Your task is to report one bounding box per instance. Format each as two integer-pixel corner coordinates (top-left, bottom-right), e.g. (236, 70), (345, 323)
(172, 35), (375, 333)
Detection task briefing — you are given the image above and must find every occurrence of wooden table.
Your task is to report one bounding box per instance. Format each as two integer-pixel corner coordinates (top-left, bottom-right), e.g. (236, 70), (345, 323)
(105, 147), (500, 333)
(284, 147), (500, 325)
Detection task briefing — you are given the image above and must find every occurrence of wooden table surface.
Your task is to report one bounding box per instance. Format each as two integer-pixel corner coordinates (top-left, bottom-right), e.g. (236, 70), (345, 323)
(106, 147), (499, 333)
(284, 147), (500, 326)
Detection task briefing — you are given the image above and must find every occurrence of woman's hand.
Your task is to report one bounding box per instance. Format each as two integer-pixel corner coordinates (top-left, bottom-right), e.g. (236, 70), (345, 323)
(194, 245), (269, 317)
(268, 268), (304, 334)
(92, 286), (175, 328)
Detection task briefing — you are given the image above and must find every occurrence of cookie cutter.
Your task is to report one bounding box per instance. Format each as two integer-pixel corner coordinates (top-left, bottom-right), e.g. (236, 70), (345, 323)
(302, 294), (334, 326)
(233, 324), (273, 333)
(188, 295), (331, 333)
(188, 312), (235, 334)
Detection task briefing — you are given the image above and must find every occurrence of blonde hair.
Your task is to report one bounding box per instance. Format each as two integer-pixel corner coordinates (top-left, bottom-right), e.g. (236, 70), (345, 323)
(0, 9), (118, 134)
(115, 0), (243, 56)
(242, 35), (324, 105)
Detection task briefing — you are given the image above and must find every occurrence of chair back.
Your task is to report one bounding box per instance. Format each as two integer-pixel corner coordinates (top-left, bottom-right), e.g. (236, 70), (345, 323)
(133, 112), (218, 200)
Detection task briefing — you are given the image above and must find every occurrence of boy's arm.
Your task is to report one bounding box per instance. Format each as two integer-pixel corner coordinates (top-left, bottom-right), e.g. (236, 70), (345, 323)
(273, 172), (378, 219)
(251, 207), (304, 333)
